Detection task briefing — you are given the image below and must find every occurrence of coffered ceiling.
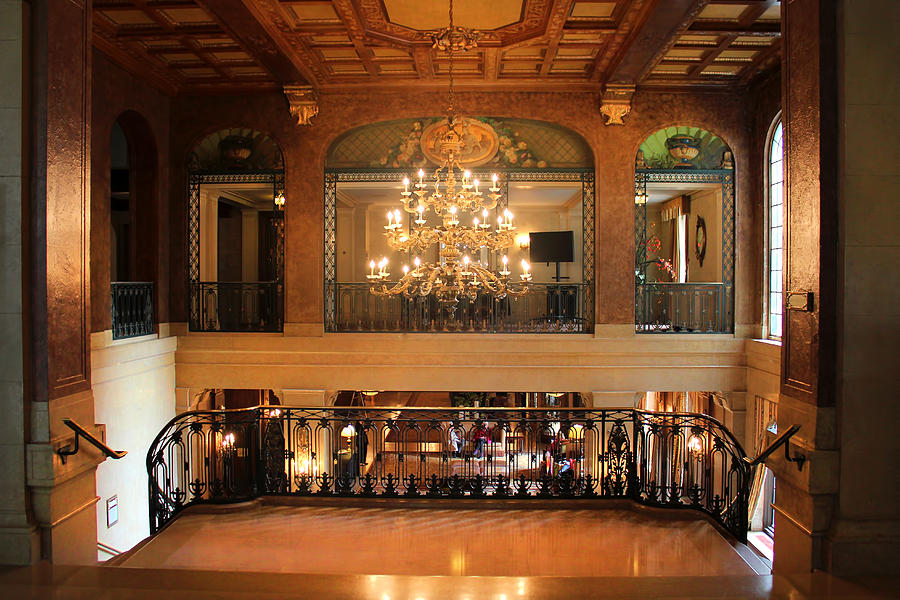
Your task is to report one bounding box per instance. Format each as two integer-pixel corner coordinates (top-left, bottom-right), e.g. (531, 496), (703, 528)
(93, 0), (781, 95)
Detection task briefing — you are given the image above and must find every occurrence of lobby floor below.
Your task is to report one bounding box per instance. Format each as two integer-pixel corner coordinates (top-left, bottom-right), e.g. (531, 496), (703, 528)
(120, 501), (762, 577)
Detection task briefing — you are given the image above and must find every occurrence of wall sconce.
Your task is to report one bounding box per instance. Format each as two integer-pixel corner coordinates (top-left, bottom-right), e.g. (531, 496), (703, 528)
(634, 193), (648, 205)
(274, 191), (286, 210)
(516, 234), (530, 250)
(687, 428), (704, 455)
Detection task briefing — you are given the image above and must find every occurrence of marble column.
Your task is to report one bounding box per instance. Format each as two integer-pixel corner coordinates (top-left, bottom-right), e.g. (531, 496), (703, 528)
(25, 0), (101, 564)
(771, 0), (840, 575)
(0, 0), (38, 566)
(824, 0), (900, 575)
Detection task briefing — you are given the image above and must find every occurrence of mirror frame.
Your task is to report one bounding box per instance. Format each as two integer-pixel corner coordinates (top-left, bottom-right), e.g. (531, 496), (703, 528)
(324, 168), (595, 332)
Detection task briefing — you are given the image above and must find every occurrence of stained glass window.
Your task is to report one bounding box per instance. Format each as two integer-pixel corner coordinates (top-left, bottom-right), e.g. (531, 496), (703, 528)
(768, 120), (784, 340)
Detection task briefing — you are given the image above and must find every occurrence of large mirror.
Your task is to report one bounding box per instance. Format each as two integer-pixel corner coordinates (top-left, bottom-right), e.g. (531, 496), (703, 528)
(324, 116), (595, 334)
(334, 179), (583, 285)
(327, 171), (592, 333)
(187, 129), (285, 332)
(634, 126), (734, 333)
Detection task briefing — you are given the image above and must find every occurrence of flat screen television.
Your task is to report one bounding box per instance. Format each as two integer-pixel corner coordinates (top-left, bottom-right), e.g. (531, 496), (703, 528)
(529, 231), (574, 263)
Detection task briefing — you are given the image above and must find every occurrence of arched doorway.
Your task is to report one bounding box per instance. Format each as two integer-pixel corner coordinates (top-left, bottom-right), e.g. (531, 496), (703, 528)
(109, 111), (159, 339)
(633, 126), (735, 333)
(186, 128), (285, 332)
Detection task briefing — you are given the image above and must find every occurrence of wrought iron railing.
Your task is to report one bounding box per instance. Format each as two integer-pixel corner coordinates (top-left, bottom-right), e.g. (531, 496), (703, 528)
(636, 283), (732, 333)
(189, 281), (283, 332)
(147, 406), (751, 540)
(111, 282), (155, 340)
(327, 282), (588, 333)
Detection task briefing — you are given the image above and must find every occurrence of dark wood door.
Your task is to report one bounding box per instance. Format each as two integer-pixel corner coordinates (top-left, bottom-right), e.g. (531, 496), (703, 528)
(780, 0), (838, 406)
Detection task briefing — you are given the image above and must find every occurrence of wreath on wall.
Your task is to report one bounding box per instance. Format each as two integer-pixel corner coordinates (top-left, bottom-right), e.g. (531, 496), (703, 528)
(695, 215), (707, 267)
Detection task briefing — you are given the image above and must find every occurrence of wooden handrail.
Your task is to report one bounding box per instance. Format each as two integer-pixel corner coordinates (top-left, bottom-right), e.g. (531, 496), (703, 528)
(97, 541), (123, 556)
(743, 424), (805, 471)
(58, 418), (127, 464)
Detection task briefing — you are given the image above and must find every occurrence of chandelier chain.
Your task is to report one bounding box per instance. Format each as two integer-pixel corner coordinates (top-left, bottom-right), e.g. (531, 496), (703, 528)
(366, 0), (531, 305)
(448, 0), (455, 116)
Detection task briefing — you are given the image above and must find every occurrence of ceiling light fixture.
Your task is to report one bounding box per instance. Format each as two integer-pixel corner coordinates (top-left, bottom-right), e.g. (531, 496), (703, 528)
(365, 0), (530, 305)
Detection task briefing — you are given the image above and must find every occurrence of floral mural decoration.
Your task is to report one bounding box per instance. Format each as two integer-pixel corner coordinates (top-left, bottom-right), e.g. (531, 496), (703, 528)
(481, 118), (547, 169)
(371, 117), (547, 169)
(374, 120), (430, 168)
(635, 222), (676, 284)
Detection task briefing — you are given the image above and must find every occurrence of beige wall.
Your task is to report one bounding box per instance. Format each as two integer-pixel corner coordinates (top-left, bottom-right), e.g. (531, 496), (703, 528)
(687, 188), (723, 283)
(175, 333), (749, 402)
(91, 331), (176, 558)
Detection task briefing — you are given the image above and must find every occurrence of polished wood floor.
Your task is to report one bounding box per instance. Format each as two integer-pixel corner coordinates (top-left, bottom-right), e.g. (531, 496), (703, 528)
(1, 564), (896, 599)
(120, 503), (758, 577)
(1, 503), (896, 599)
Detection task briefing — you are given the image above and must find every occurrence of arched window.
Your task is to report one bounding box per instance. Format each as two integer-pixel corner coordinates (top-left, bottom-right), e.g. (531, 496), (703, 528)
(767, 119), (784, 340)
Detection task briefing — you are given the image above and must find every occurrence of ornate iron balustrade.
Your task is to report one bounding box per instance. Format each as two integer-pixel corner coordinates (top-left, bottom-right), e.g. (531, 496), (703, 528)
(189, 281), (283, 332)
(636, 283), (732, 333)
(111, 282), (154, 340)
(634, 168), (735, 334)
(147, 406), (751, 541)
(328, 282), (588, 333)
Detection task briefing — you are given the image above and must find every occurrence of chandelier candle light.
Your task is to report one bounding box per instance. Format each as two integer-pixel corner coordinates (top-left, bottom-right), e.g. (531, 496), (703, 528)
(366, 0), (531, 304)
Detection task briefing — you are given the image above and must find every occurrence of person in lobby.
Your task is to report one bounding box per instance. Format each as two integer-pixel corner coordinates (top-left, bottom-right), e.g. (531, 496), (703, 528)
(448, 427), (463, 458)
(472, 423), (491, 459)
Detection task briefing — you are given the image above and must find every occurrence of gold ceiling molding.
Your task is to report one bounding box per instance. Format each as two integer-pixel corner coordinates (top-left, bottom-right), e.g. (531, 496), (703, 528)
(92, 1), (781, 95)
(599, 83), (635, 125)
(284, 84), (319, 126)
(347, 0), (553, 46)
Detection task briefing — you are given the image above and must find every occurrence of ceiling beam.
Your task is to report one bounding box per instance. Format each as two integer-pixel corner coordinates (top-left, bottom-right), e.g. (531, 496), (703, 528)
(129, 1), (235, 84)
(590, 0), (659, 82)
(232, 0), (327, 86)
(687, 33), (737, 78)
(739, 36), (782, 83)
(412, 46), (435, 79)
(606, 0), (710, 84)
(195, 0), (313, 85)
(483, 48), (500, 81)
(92, 29), (180, 95)
(687, 22), (780, 34)
(108, 24), (221, 38)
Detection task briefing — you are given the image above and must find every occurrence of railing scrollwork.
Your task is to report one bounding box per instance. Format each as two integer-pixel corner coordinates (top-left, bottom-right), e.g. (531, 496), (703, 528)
(148, 406), (752, 541)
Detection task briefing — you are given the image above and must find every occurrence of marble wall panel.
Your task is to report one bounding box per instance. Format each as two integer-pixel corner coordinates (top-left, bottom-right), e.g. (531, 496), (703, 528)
(90, 51), (171, 332)
(168, 88), (754, 331)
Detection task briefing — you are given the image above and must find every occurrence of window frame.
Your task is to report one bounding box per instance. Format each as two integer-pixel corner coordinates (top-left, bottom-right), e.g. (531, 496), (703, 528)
(765, 115), (784, 341)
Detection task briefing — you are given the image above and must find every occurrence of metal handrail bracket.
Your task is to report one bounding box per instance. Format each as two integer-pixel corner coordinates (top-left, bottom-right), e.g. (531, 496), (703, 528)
(58, 418), (127, 464)
(744, 424), (805, 471)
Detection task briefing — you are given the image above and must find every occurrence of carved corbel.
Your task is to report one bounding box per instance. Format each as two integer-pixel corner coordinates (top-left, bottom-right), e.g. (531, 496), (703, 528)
(599, 84), (635, 126)
(284, 84), (319, 126)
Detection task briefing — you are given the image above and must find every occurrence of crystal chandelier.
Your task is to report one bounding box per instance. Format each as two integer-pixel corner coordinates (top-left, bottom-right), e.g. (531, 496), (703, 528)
(366, 0), (531, 303)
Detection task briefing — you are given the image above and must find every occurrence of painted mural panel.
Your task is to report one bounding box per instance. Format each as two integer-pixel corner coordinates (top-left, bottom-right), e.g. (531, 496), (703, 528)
(637, 126), (732, 170)
(189, 128), (284, 171)
(326, 117), (593, 169)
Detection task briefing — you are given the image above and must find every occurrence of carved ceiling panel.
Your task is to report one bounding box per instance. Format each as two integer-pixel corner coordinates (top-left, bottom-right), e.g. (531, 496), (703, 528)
(642, 0), (782, 86)
(92, 0), (781, 95)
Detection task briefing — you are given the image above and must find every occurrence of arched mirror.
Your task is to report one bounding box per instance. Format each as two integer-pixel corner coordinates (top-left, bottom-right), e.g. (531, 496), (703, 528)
(324, 117), (595, 333)
(187, 128), (285, 332)
(634, 126), (735, 333)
